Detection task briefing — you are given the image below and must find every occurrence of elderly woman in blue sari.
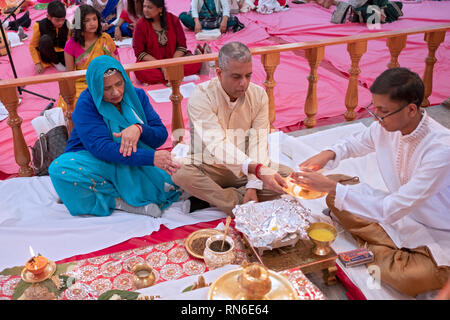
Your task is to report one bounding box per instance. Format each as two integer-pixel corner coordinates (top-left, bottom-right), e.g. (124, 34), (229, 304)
(87, 0), (123, 37)
(49, 55), (182, 217)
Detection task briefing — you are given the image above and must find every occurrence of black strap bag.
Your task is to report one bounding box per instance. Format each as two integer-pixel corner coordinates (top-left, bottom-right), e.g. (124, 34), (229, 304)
(30, 125), (68, 176)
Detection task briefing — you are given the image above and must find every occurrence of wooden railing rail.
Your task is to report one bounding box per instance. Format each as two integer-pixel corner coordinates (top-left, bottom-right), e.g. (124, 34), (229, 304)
(0, 23), (448, 176)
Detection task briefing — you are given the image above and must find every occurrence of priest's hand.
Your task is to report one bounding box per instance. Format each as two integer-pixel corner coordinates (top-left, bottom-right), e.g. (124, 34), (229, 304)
(154, 150), (180, 175)
(243, 188), (258, 203)
(298, 150), (336, 171)
(290, 171), (337, 194)
(113, 124), (142, 157)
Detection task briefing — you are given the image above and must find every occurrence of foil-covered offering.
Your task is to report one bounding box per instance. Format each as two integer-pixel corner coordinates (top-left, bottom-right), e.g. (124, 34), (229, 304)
(233, 198), (312, 251)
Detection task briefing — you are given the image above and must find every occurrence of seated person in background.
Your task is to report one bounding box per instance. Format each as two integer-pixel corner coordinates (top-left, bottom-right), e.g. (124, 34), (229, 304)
(290, 68), (450, 297)
(114, 0), (143, 41)
(172, 42), (291, 216)
(331, 0), (403, 24)
(28, 1), (69, 74)
(86, 0), (123, 37)
(132, 0), (202, 85)
(179, 0), (244, 34)
(49, 55), (182, 217)
(57, 4), (120, 111)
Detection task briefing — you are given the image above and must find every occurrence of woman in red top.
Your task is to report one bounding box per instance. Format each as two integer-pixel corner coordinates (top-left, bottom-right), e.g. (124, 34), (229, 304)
(132, 0), (201, 85)
(114, 0), (143, 41)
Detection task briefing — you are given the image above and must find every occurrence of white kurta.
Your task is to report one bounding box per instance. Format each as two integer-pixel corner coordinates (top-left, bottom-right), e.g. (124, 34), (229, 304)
(325, 112), (450, 267)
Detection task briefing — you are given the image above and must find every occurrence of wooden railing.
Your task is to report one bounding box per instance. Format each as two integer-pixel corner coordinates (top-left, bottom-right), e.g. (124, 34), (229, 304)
(0, 24), (448, 177)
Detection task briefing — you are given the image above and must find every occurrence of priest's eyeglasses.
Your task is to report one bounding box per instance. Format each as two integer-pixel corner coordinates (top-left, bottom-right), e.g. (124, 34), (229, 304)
(365, 102), (410, 124)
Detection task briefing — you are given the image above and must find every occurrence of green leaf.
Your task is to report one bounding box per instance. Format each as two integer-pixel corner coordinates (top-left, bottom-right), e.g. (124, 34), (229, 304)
(0, 265), (25, 276)
(98, 290), (140, 300)
(54, 262), (76, 276)
(39, 278), (59, 295)
(182, 285), (193, 293)
(12, 280), (31, 300)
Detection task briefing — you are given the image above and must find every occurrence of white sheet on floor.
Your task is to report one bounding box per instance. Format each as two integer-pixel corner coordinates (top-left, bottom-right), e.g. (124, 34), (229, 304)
(1, 122), (445, 300)
(0, 176), (226, 271)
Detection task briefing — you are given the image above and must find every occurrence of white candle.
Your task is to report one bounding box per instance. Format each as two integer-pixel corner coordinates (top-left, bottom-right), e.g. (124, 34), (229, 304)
(29, 245), (36, 258)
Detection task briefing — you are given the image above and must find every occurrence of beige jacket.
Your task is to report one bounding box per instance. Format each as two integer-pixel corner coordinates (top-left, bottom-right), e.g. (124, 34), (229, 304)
(186, 77), (271, 187)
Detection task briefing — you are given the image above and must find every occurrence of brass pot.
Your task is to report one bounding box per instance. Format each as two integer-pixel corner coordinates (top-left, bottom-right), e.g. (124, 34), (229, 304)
(203, 235), (236, 270)
(238, 263), (272, 300)
(132, 263), (155, 289)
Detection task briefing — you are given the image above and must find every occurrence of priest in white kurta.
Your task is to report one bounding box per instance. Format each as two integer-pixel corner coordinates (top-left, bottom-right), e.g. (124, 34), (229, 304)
(291, 68), (450, 297)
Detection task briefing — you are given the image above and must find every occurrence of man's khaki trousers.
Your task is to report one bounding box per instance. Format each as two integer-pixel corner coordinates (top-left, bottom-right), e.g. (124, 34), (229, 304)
(326, 193), (450, 297)
(172, 163), (292, 215)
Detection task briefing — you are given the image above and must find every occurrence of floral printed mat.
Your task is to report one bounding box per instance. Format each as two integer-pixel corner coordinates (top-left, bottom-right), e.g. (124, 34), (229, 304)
(0, 227), (324, 300)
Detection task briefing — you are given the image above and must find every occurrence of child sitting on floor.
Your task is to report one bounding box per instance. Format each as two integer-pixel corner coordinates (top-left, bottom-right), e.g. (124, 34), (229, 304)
(28, 0), (70, 74)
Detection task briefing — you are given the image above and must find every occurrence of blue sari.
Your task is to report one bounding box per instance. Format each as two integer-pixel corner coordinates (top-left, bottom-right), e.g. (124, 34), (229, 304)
(101, 0), (120, 36)
(101, 0), (120, 25)
(49, 55), (180, 216)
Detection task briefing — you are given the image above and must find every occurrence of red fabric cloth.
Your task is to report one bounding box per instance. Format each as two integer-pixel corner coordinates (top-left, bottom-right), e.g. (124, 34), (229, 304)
(133, 12), (201, 84)
(336, 264), (367, 300)
(56, 219), (228, 264)
(119, 10), (133, 24)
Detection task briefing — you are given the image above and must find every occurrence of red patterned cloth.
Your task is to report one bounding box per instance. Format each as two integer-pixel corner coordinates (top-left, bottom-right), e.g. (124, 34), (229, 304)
(0, 227), (324, 300)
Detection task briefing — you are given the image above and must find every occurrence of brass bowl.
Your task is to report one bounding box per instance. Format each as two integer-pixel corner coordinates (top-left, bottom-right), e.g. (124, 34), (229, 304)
(21, 260), (56, 283)
(185, 229), (224, 259)
(25, 256), (49, 275)
(132, 263), (156, 289)
(307, 222), (337, 256)
(207, 267), (298, 300)
(203, 235), (236, 270)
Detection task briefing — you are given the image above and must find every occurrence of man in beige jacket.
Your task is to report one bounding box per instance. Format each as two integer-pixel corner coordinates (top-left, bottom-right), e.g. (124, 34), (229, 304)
(172, 42), (290, 215)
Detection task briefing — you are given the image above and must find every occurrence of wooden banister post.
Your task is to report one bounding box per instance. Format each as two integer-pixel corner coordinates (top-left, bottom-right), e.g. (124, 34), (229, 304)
(0, 87), (33, 176)
(261, 52), (280, 130)
(304, 46), (324, 128)
(58, 79), (76, 134)
(166, 65), (185, 146)
(386, 35), (407, 69)
(422, 31), (446, 107)
(345, 41), (367, 121)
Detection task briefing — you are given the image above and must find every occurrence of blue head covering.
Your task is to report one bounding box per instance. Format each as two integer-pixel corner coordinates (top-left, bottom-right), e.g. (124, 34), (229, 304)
(86, 55), (146, 146)
(79, 55), (180, 212)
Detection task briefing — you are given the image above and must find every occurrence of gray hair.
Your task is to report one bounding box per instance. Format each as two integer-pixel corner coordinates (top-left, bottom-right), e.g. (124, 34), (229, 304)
(218, 42), (252, 70)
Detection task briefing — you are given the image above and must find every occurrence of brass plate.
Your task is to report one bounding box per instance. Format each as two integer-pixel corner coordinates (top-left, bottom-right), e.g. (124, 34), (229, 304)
(283, 185), (327, 200)
(21, 260), (56, 283)
(207, 268), (298, 300)
(283, 177), (327, 200)
(185, 229), (223, 259)
(297, 188), (327, 200)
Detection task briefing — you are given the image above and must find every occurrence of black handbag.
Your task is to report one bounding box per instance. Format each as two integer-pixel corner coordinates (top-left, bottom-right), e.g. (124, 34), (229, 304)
(30, 125), (68, 176)
(200, 1), (222, 29)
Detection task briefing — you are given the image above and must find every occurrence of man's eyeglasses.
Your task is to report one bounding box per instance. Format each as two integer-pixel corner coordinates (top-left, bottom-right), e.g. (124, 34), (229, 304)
(364, 102), (410, 124)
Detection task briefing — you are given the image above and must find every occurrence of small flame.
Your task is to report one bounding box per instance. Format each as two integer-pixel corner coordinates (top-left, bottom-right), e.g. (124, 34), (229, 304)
(29, 245), (36, 258)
